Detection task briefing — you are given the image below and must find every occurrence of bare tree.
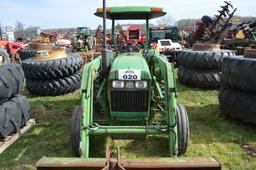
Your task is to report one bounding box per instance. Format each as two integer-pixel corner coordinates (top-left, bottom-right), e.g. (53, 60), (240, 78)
(157, 15), (174, 26)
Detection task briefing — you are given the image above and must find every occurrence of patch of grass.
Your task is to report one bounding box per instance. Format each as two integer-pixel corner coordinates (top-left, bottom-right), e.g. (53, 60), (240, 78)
(1, 77), (256, 170)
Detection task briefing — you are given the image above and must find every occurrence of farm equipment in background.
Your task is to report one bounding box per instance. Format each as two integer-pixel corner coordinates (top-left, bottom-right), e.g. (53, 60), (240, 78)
(127, 25), (146, 46)
(71, 27), (93, 52)
(116, 24), (146, 49)
(222, 20), (256, 54)
(150, 26), (182, 63)
(0, 40), (25, 64)
(36, 3), (221, 170)
(189, 1), (237, 46)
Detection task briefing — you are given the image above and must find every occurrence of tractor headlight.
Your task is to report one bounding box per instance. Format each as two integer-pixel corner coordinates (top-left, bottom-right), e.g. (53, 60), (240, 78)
(112, 81), (124, 88)
(135, 81), (147, 88)
(125, 81), (134, 88)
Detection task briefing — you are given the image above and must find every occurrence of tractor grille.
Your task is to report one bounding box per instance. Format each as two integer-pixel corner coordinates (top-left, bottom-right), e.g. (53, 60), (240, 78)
(111, 90), (149, 112)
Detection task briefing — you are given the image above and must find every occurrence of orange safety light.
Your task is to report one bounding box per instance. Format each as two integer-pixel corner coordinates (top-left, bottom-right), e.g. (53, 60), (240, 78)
(151, 8), (162, 12)
(152, 43), (158, 49)
(97, 8), (110, 13)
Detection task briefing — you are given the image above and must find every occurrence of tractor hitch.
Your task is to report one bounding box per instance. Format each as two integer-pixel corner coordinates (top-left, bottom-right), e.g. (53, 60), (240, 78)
(36, 145), (221, 170)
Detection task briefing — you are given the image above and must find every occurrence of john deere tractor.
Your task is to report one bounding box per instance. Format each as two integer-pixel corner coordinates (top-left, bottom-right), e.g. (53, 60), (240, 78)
(36, 2), (221, 170)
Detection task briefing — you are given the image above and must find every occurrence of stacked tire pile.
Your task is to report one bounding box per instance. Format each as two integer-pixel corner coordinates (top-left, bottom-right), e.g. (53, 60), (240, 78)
(0, 64), (30, 139)
(22, 55), (83, 96)
(219, 49), (256, 124)
(177, 44), (235, 89)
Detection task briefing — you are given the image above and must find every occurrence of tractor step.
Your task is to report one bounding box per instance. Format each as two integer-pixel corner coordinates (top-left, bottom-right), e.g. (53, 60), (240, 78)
(36, 146), (221, 170)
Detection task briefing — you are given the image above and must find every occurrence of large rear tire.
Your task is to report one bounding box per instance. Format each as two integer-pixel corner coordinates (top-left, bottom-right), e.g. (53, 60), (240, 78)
(0, 64), (25, 100)
(222, 55), (256, 92)
(176, 104), (189, 155)
(219, 85), (256, 124)
(19, 49), (36, 61)
(22, 55), (82, 80)
(178, 66), (221, 89)
(26, 72), (82, 96)
(70, 106), (81, 156)
(177, 49), (235, 69)
(0, 95), (30, 139)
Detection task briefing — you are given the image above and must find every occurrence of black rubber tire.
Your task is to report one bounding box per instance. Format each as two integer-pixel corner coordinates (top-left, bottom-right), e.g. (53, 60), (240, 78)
(0, 49), (10, 64)
(22, 55), (82, 80)
(11, 95), (30, 127)
(70, 105), (81, 156)
(249, 21), (256, 28)
(219, 85), (256, 124)
(178, 66), (221, 89)
(177, 49), (235, 70)
(19, 49), (36, 61)
(0, 95), (29, 139)
(26, 72), (82, 96)
(0, 64), (25, 100)
(176, 104), (189, 155)
(222, 55), (256, 92)
(202, 15), (213, 24)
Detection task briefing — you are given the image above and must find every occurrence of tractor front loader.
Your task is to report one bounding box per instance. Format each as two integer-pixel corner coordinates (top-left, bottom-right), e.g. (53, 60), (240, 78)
(36, 2), (221, 170)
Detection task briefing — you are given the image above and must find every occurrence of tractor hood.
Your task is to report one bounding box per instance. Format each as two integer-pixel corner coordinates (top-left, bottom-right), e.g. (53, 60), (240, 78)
(109, 53), (151, 80)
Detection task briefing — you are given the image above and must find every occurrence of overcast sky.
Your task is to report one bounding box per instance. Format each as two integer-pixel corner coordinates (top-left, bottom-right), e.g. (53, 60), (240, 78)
(0, 0), (255, 29)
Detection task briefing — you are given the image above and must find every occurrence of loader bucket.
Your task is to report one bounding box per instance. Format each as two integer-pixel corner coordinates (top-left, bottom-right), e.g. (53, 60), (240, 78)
(36, 146), (221, 170)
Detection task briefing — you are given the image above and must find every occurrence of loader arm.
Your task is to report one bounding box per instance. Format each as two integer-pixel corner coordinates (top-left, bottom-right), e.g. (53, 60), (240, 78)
(80, 57), (102, 158)
(147, 49), (178, 155)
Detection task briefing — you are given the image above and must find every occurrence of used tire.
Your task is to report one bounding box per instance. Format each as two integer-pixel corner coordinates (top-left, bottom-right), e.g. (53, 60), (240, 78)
(71, 106), (81, 156)
(177, 49), (235, 70)
(0, 64), (25, 100)
(0, 49), (10, 65)
(0, 95), (30, 138)
(19, 49), (36, 61)
(178, 66), (221, 89)
(22, 55), (82, 80)
(222, 55), (256, 92)
(176, 104), (189, 155)
(11, 95), (30, 127)
(26, 72), (82, 96)
(219, 85), (256, 124)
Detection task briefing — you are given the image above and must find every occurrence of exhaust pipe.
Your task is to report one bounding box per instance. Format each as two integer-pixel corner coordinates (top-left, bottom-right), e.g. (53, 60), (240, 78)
(102, 0), (110, 76)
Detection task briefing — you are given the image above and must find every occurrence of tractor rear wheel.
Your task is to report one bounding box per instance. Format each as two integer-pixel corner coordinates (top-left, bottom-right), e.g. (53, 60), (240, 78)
(71, 106), (81, 156)
(176, 104), (189, 155)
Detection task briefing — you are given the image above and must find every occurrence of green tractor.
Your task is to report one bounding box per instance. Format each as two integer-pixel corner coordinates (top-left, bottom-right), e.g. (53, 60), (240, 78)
(36, 3), (221, 170)
(72, 27), (93, 52)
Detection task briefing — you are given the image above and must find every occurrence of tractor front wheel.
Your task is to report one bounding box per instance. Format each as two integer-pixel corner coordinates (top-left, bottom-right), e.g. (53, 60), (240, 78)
(176, 104), (189, 155)
(70, 106), (82, 156)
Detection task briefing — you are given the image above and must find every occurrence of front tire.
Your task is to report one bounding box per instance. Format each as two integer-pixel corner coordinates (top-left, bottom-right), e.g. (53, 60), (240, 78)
(70, 106), (82, 156)
(176, 104), (189, 155)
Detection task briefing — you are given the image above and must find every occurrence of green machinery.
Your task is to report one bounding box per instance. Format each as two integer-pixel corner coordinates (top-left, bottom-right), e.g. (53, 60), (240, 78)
(36, 3), (221, 170)
(72, 27), (93, 51)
